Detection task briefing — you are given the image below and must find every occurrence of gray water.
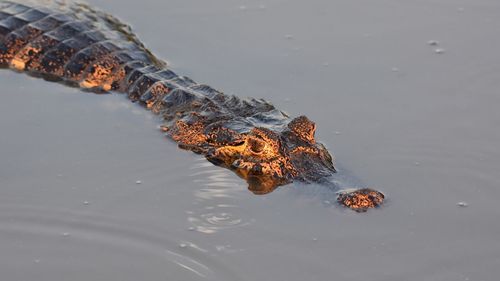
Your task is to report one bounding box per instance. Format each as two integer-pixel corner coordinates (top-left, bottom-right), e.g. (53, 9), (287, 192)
(1, 0), (500, 280)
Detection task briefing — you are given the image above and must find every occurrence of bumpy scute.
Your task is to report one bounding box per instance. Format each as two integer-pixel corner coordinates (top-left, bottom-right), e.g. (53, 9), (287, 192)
(288, 115), (316, 143)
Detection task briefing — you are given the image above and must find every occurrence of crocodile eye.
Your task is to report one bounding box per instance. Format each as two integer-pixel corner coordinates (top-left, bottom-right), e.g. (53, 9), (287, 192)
(249, 138), (266, 154)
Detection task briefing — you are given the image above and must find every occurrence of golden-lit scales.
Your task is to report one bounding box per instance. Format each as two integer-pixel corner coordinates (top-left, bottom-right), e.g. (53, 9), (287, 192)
(0, 0), (384, 212)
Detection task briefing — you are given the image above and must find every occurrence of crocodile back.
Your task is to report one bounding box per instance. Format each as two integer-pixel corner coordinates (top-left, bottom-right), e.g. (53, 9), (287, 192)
(0, 1), (289, 129)
(0, 0), (170, 93)
(0, 1), (273, 119)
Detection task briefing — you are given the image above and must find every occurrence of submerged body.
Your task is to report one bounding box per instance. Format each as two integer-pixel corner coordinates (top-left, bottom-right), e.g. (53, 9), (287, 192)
(0, 0), (384, 211)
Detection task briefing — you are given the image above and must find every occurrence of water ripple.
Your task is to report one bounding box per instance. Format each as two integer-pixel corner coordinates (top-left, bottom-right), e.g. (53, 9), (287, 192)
(0, 204), (242, 281)
(188, 159), (254, 234)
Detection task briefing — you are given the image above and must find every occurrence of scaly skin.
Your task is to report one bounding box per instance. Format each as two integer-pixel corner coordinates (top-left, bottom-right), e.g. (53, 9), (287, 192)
(0, 0), (384, 211)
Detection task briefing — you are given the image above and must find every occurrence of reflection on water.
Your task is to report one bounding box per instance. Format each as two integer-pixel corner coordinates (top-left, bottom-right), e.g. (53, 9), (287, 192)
(187, 159), (254, 234)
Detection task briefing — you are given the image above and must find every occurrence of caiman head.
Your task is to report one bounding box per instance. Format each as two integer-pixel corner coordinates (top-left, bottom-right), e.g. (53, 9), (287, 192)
(167, 114), (384, 211)
(202, 116), (337, 194)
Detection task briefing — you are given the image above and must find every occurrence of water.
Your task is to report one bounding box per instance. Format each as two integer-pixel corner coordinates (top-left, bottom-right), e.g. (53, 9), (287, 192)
(1, 0), (500, 280)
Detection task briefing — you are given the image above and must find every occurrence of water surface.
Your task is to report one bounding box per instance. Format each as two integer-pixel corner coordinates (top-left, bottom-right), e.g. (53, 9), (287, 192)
(1, 0), (500, 280)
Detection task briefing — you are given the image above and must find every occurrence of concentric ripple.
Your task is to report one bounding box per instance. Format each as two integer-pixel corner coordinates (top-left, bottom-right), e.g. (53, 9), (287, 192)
(187, 159), (254, 234)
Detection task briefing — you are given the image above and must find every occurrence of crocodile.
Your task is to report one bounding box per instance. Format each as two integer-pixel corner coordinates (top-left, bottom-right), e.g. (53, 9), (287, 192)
(0, 0), (384, 212)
